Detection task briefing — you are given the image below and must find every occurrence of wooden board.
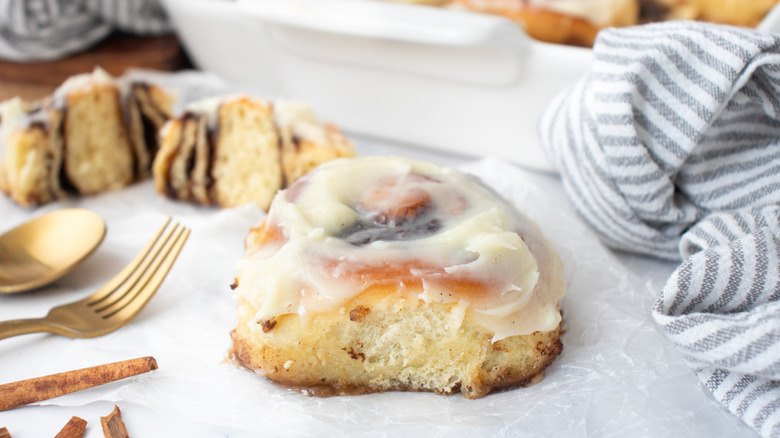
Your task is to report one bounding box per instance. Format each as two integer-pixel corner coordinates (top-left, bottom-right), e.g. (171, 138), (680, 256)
(0, 32), (191, 102)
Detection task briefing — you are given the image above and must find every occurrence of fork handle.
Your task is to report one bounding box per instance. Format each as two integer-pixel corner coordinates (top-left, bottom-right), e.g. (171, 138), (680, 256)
(0, 318), (57, 340)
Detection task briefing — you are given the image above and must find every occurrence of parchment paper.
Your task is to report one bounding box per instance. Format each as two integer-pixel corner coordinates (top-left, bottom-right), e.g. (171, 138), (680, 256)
(0, 156), (756, 437)
(0, 70), (758, 436)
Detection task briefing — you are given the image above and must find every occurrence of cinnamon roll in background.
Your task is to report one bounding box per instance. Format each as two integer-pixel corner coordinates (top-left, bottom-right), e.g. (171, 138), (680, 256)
(230, 156), (566, 398)
(152, 96), (355, 210)
(0, 67), (355, 209)
(452, 0), (640, 46)
(0, 68), (174, 207)
(639, 0), (779, 28)
(384, 0), (780, 46)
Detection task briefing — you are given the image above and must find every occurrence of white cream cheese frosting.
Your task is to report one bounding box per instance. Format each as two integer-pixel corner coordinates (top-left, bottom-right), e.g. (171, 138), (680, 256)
(234, 156), (565, 341)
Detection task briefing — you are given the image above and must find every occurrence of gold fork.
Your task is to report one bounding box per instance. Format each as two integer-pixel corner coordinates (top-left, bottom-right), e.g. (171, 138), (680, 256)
(0, 218), (190, 340)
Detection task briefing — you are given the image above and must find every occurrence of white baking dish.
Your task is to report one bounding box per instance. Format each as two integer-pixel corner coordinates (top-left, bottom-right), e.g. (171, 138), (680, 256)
(161, 0), (780, 173)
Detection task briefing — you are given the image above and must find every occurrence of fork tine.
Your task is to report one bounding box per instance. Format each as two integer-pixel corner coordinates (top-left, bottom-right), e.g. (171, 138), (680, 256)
(94, 223), (188, 316)
(106, 227), (190, 321)
(90, 221), (183, 311)
(85, 218), (173, 305)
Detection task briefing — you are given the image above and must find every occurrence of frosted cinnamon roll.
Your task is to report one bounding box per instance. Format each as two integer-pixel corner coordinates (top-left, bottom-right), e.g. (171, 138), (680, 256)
(230, 156), (566, 398)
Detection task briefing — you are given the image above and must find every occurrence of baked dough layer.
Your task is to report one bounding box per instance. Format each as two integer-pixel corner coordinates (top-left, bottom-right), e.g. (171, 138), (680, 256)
(232, 285), (562, 399)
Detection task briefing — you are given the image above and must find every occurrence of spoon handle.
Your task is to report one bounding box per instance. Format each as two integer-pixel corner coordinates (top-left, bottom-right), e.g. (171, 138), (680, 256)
(0, 318), (55, 340)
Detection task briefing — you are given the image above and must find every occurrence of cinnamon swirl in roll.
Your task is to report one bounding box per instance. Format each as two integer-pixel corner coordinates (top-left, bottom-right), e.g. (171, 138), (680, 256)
(231, 156), (566, 398)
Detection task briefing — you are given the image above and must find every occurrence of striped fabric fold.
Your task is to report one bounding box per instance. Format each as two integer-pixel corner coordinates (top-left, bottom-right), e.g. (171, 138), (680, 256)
(539, 22), (780, 437)
(0, 0), (172, 62)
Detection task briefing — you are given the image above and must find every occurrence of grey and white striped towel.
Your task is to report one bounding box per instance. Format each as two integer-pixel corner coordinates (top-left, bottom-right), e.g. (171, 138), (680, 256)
(0, 0), (172, 62)
(539, 22), (780, 437)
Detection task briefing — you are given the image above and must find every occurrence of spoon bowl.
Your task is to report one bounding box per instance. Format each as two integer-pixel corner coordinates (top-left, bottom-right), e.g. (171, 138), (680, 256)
(0, 209), (106, 294)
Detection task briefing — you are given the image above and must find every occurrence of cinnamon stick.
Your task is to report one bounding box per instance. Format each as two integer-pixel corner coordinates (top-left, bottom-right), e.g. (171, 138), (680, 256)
(54, 416), (87, 438)
(101, 405), (129, 438)
(0, 357), (157, 411)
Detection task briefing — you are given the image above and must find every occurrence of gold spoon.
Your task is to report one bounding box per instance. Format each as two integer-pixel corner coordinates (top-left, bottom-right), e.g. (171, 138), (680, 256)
(0, 209), (106, 294)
